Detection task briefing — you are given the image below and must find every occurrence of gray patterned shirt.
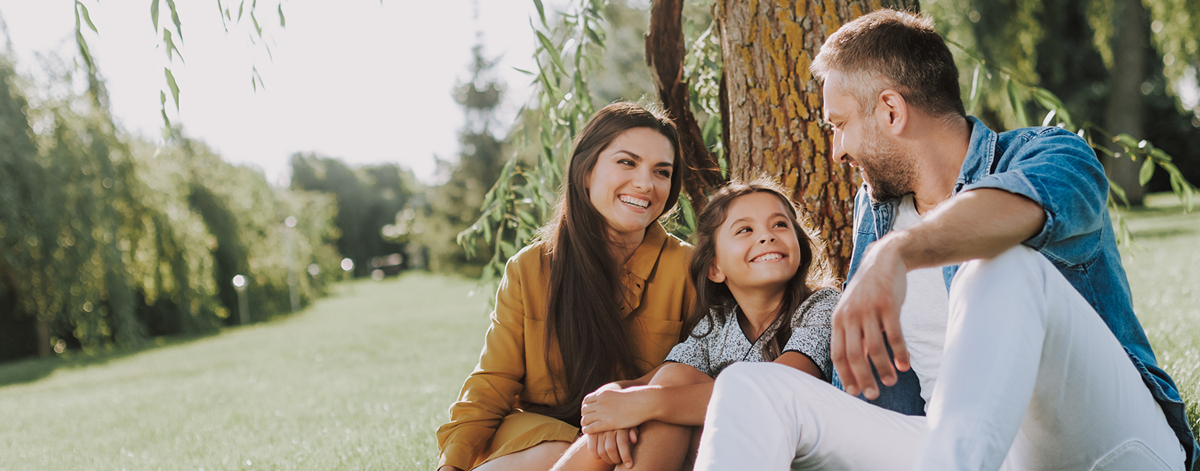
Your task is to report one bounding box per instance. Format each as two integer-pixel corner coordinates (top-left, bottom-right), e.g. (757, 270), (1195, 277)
(664, 288), (838, 379)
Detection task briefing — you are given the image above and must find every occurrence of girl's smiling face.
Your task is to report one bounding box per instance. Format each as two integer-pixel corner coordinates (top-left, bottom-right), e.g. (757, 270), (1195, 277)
(585, 127), (676, 239)
(708, 192), (804, 292)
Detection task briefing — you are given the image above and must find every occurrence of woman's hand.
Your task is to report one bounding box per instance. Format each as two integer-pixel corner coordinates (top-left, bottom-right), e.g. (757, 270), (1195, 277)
(580, 385), (653, 434)
(586, 427), (639, 468)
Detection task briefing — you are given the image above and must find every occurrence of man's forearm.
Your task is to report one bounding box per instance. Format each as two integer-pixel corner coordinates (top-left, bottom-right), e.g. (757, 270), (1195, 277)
(884, 189), (1046, 271)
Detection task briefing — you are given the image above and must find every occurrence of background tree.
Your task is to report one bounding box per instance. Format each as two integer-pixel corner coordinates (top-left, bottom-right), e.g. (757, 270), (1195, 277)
(289, 154), (414, 277)
(403, 42), (508, 275)
(0, 52), (338, 362)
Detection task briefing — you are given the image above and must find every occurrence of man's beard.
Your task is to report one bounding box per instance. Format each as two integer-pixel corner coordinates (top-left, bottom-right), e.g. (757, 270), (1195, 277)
(858, 119), (916, 202)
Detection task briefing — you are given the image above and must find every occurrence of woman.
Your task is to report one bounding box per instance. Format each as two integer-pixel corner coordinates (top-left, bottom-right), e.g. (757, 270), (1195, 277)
(436, 102), (694, 471)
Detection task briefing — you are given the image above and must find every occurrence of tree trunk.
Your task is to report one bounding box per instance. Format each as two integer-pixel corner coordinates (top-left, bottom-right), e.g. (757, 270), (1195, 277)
(1104, 0), (1146, 205)
(713, 0), (919, 279)
(646, 0), (725, 214)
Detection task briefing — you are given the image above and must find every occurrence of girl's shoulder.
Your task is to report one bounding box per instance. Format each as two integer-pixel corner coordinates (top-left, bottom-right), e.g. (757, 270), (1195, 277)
(790, 287), (840, 326)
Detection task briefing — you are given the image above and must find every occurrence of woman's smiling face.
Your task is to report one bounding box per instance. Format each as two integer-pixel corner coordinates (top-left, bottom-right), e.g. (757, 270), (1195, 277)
(585, 127), (676, 239)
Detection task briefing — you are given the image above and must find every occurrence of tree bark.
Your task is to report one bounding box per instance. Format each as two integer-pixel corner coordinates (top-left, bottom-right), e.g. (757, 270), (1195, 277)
(713, 0), (919, 279)
(1105, 0), (1146, 205)
(646, 0), (725, 214)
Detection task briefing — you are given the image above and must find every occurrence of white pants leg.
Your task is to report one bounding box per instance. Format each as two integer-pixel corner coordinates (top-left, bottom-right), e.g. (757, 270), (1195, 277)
(915, 245), (1183, 471)
(695, 362), (926, 471)
(695, 246), (1184, 471)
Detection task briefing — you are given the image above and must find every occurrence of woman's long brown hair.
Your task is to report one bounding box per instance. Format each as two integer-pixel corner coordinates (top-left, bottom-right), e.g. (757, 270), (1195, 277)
(683, 179), (837, 364)
(526, 103), (684, 427)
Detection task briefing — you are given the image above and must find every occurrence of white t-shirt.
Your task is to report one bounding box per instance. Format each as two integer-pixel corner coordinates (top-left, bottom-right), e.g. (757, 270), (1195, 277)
(893, 195), (950, 409)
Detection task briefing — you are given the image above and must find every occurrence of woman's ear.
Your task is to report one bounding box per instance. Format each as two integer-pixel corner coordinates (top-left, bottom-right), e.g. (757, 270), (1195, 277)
(707, 263), (726, 284)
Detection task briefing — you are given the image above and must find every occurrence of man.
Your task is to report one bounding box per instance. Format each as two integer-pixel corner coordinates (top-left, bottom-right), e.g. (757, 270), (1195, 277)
(694, 9), (1197, 471)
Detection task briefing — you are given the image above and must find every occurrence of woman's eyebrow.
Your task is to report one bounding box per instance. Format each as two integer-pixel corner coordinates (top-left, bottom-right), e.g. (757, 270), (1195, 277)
(612, 149), (643, 161)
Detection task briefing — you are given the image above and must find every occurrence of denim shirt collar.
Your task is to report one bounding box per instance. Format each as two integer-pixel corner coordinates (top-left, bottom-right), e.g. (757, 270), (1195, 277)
(955, 116), (997, 194)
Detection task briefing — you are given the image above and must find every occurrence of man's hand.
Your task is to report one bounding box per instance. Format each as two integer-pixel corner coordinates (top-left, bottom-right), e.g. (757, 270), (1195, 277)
(831, 236), (911, 399)
(586, 428), (639, 468)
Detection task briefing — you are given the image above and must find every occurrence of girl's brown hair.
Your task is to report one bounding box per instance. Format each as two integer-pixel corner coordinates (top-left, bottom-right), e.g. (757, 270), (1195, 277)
(527, 102), (684, 426)
(683, 178), (837, 363)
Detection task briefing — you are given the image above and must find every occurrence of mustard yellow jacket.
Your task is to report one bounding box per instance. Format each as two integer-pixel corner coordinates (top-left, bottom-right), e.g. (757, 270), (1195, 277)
(436, 224), (694, 470)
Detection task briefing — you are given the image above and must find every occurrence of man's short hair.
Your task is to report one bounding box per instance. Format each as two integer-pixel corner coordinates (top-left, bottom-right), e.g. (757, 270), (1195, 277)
(810, 9), (965, 119)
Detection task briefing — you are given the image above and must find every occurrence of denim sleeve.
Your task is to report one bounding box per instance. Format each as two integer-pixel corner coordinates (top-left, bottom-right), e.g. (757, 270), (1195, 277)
(959, 128), (1107, 252)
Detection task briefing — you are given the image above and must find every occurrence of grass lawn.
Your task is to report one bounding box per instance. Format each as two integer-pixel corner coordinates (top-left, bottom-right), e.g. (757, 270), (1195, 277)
(0, 201), (1197, 470)
(0, 274), (491, 470)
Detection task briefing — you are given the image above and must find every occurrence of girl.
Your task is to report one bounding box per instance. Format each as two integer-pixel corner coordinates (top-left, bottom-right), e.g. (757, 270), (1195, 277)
(553, 179), (839, 471)
(436, 103), (695, 471)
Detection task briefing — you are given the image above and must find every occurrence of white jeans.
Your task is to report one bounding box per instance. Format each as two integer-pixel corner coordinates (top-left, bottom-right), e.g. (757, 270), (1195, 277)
(695, 246), (1184, 471)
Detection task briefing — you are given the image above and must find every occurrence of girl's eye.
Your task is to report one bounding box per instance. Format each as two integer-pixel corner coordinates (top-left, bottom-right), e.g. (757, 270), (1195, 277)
(773, 221), (789, 229)
(735, 226), (751, 235)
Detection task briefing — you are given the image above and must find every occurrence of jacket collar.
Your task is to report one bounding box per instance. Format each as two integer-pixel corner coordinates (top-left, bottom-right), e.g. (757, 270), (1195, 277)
(954, 116), (997, 193)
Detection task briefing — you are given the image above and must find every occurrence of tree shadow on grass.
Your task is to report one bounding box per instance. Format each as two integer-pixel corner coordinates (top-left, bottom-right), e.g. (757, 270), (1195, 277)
(0, 331), (218, 388)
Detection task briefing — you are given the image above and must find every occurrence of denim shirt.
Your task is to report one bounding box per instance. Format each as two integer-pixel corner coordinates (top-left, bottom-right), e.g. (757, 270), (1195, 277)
(832, 116), (1197, 467)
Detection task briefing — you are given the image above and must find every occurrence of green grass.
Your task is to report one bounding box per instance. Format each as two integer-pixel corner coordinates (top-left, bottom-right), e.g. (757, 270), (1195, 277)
(0, 204), (1197, 470)
(0, 274), (491, 470)
(1119, 199), (1200, 456)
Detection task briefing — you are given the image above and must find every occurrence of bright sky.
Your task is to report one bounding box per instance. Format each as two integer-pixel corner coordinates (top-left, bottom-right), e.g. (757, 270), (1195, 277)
(0, 0), (555, 185)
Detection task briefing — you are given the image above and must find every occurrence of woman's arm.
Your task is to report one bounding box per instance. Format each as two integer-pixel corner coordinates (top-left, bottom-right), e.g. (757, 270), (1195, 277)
(435, 259), (531, 471)
(580, 362), (714, 433)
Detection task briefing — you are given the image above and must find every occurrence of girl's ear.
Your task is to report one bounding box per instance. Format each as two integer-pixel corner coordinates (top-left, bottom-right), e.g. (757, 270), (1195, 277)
(707, 263), (726, 284)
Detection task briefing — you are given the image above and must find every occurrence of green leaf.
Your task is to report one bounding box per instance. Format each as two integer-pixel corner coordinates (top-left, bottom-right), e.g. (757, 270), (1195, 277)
(75, 30), (95, 72)
(585, 25), (604, 48)
(1093, 145), (1116, 158)
(217, 0), (230, 31)
(512, 67), (535, 75)
(533, 0), (547, 26)
(163, 29), (184, 63)
(1108, 178), (1129, 207)
(151, 0), (161, 32)
(165, 0), (183, 41)
(966, 63), (981, 114)
(1138, 157), (1155, 186)
(1041, 109), (1056, 127)
(1006, 78), (1029, 128)
(1114, 133), (1140, 152)
(1149, 148), (1172, 163)
(1032, 88), (1073, 127)
(77, 2), (98, 34)
(535, 30), (564, 74)
(164, 67), (180, 110)
(278, 3), (286, 27)
(251, 12), (262, 36)
(238, 0), (245, 21)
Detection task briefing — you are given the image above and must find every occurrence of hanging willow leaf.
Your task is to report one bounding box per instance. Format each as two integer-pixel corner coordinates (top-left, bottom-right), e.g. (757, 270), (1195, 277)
(533, 0), (547, 27)
(1138, 157), (1155, 186)
(164, 67), (180, 110)
(1006, 78), (1030, 128)
(278, 4), (286, 27)
(77, 2), (98, 34)
(165, 0), (183, 41)
(163, 30), (184, 63)
(75, 30), (95, 73)
(151, 0), (161, 32)
(967, 63), (982, 114)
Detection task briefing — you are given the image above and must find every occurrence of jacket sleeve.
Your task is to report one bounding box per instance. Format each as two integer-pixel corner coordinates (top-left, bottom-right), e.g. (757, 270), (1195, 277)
(960, 127), (1107, 261)
(436, 257), (529, 470)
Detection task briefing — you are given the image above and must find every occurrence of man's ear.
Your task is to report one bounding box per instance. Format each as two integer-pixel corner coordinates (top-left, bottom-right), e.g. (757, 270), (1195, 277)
(707, 263), (726, 284)
(876, 89), (908, 135)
